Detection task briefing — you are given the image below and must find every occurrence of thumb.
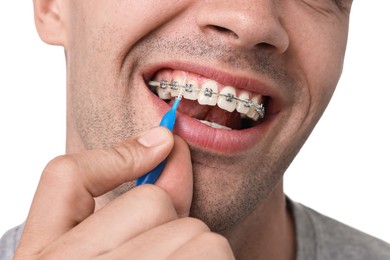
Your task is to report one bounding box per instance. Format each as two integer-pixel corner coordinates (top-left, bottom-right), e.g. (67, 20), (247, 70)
(156, 135), (193, 217)
(16, 126), (175, 256)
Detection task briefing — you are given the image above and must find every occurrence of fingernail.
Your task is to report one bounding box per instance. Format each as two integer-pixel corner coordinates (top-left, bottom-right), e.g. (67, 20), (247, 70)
(137, 127), (169, 147)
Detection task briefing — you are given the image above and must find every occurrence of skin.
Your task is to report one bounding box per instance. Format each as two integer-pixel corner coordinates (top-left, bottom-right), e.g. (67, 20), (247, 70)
(15, 0), (352, 259)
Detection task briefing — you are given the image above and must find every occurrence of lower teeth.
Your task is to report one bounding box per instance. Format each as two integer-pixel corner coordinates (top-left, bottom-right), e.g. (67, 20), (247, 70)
(196, 119), (232, 130)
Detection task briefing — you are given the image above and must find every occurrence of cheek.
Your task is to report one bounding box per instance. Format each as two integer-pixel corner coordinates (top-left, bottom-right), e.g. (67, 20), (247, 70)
(64, 1), (197, 149)
(288, 20), (349, 116)
(71, 1), (191, 58)
(70, 84), (158, 149)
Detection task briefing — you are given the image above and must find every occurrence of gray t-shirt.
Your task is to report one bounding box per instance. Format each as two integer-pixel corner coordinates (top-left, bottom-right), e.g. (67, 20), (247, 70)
(1, 198), (390, 259)
(288, 199), (390, 259)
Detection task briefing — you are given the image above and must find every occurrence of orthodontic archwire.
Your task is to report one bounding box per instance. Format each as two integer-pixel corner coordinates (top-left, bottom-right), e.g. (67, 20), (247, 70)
(149, 80), (265, 119)
(136, 77), (187, 186)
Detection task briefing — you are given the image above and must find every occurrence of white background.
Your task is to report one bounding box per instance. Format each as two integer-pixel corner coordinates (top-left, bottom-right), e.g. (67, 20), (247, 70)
(1, 1), (389, 243)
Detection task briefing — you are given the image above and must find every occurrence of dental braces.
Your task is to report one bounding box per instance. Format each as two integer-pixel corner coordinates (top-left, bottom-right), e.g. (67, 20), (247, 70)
(149, 80), (265, 119)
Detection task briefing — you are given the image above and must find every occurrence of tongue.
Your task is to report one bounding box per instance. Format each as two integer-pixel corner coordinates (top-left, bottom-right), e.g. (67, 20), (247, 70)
(173, 99), (243, 130)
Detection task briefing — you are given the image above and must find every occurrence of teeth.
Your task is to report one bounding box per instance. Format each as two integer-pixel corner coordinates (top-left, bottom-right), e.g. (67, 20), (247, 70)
(183, 79), (199, 100)
(236, 91), (250, 114)
(198, 80), (218, 106)
(156, 80), (172, 100)
(171, 72), (188, 97)
(198, 120), (232, 130)
(246, 95), (261, 121)
(149, 78), (266, 123)
(170, 80), (181, 97)
(217, 86), (237, 112)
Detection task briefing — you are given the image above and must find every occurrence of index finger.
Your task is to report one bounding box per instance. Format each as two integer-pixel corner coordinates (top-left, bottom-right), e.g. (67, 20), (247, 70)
(17, 127), (174, 255)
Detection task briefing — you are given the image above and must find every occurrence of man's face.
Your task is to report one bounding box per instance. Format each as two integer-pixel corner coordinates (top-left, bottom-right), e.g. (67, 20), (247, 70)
(63, 0), (352, 231)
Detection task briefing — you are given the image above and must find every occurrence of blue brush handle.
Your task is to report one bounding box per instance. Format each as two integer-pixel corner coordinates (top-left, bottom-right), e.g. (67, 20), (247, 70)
(136, 99), (180, 186)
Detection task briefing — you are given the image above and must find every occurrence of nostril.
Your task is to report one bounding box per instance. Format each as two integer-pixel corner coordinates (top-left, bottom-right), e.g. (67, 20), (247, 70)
(255, 42), (275, 50)
(207, 25), (239, 40)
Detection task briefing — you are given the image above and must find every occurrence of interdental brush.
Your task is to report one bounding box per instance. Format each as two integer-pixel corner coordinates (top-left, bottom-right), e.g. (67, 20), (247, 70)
(136, 77), (186, 186)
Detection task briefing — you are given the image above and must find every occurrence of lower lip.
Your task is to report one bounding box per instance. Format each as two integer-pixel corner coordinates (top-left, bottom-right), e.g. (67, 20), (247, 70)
(146, 85), (275, 154)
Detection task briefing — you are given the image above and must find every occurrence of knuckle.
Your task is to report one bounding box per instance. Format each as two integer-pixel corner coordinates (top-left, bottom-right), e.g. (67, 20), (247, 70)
(182, 217), (211, 232)
(199, 232), (232, 250)
(145, 184), (173, 204)
(42, 154), (80, 181)
(109, 140), (145, 171)
(137, 184), (177, 215)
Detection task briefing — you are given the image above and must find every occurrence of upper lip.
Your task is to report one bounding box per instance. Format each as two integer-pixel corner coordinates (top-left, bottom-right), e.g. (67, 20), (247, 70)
(143, 61), (282, 106)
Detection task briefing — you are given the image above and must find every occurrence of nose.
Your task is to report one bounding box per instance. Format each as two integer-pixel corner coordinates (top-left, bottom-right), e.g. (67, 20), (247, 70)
(196, 0), (289, 53)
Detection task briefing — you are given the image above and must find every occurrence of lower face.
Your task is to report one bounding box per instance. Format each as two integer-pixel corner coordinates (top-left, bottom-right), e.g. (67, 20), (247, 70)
(65, 1), (351, 232)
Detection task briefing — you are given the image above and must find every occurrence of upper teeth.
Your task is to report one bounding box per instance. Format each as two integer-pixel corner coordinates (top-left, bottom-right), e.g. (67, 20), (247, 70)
(149, 79), (265, 120)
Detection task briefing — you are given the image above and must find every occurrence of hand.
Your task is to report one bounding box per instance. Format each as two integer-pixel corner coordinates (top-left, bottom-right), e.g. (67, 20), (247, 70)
(14, 127), (234, 259)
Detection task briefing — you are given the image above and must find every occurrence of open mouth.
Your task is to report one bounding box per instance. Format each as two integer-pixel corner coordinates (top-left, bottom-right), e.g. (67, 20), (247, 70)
(146, 69), (270, 131)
